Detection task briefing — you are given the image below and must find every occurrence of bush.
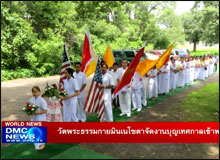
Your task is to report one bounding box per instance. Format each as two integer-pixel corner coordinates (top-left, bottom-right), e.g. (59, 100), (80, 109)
(1, 69), (37, 81)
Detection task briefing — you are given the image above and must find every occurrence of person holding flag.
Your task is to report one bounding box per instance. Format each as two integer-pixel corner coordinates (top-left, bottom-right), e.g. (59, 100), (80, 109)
(147, 65), (158, 100)
(113, 41), (147, 117)
(116, 59), (132, 117)
(98, 62), (114, 122)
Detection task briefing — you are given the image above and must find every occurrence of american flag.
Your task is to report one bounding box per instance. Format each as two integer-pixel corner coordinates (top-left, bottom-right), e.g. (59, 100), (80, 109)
(59, 44), (71, 90)
(83, 58), (105, 121)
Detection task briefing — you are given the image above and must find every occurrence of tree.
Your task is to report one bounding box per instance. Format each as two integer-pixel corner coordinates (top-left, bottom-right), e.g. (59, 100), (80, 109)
(182, 11), (203, 51)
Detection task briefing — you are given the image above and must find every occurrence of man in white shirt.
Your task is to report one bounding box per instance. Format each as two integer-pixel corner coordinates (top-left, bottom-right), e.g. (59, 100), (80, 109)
(73, 62), (87, 122)
(98, 62), (114, 122)
(116, 59), (131, 117)
(131, 72), (142, 112)
(110, 62), (119, 109)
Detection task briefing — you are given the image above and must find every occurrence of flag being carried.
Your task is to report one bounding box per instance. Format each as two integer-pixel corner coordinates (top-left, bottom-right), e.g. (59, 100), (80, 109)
(112, 41), (147, 99)
(81, 30), (98, 77)
(103, 45), (115, 68)
(59, 44), (71, 90)
(83, 58), (105, 121)
(156, 43), (174, 70)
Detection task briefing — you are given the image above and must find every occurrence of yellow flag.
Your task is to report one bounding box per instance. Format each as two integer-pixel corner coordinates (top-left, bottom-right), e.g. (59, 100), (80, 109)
(156, 44), (173, 70)
(103, 45), (115, 68)
(136, 59), (159, 77)
(85, 47), (98, 77)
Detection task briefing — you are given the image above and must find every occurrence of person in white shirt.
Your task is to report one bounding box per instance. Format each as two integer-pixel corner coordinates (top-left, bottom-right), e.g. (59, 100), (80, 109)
(177, 57), (186, 88)
(140, 74), (147, 106)
(185, 57), (190, 85)
(160, 62), (170, 95)
(110, 62), (119, 108)
(60, 68), (80, 122)
(148, 65), (158, 100)
(204, 56), (209, 78)
(157, 68), (162, 95)
(169, 57), (178, 91)
(98, 62), (114, 122)
(198, 56), (205, 80)
(194, 56), (200, 80)
(131, 72), (142, 112)
(28, 86), (47, 150)
(73, 62), (87, 122)
(189, 57), (195, 83)
(116, 59), (131, 117)
(214, 53), (219, 72)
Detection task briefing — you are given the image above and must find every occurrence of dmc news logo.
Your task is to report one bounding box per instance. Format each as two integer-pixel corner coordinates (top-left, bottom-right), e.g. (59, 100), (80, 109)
(2, 122), (47, 143)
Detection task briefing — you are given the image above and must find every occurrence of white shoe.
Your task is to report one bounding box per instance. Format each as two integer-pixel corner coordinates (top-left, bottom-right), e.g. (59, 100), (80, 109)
(137, 108), (141, 112)
(132, 108), (137, 111)
(127, 113), (131, 117)
(120, 113), (126, 116)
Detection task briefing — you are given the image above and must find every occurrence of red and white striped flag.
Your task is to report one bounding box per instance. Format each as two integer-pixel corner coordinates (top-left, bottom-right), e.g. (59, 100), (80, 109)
(59, 44), (71, 90)
(83, 58), (105, 121)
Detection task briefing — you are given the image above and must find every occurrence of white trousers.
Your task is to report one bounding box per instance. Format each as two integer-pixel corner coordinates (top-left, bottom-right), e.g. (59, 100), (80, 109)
(141, 87), (147, 106)
(63, 101), (78, 122)
(103, 99), (113, 122)
(119, 91), (131, 114)
(77, 98), (86, 122)
(132, 88), (142, 110)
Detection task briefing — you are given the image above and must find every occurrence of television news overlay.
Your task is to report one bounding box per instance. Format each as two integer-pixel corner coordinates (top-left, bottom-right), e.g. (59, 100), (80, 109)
(2, 121), (219, 143)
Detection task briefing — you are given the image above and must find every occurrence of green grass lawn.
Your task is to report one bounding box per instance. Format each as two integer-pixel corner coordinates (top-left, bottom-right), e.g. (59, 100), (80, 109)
(171, 82), (219, 122)
(190, 48), (219, 56)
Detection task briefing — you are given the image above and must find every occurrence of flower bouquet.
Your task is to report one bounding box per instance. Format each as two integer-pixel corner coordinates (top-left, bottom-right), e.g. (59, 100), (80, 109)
(177, 64), (183, 72)
(59, 89), (68, 97)
(42, 84), (59, 99)
(22, 102), (39, 116)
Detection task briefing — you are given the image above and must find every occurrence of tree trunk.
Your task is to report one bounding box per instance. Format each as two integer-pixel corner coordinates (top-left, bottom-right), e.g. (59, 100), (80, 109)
(193, 41), (197, 52)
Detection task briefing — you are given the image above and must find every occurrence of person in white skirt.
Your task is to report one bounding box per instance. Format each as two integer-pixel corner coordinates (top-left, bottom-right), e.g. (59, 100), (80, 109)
(157, 68), (162, 95)
(160, 62), (170, 95)
(198, 56), (205, 80)
(204, 56), (209, 78)
(185, 57), (190, 85)
(148, 65), (158, 100)
(177, 57), (186, 88)
(189, 57), (195, 83)
(170, 57), (178, 91)
(194, 56), (200, 80)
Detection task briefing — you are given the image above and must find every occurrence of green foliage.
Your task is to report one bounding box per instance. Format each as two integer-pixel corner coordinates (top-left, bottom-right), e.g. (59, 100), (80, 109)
(1, 1), (218, 81)
(1, 69), (36, 81)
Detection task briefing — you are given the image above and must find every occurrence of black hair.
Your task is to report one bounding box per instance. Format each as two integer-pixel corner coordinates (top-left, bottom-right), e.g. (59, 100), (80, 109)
(121, 59), (127, 63)
(52, 84), (57, 90)
(65, 68), (74, 78)
(32, 86), (40, 92)
(113, 62), (118, 66)
(74, 62), (81, 66)
(101, 62), (108, 68)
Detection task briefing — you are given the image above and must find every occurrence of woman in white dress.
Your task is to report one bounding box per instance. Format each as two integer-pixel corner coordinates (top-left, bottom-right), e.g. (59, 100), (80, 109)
(185, 57), (190, 85)
(148, 65), (158, 100)
(194, 56), (200, 80)
(177, 57), (186, 88)
(204, 56), (209, 78)
(160, 62), (170, 95)
(198, 56), (205, 80)
(60, 68), (80, 122)
(169, 58), (178, 91)
(189, 57), (195, 83)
